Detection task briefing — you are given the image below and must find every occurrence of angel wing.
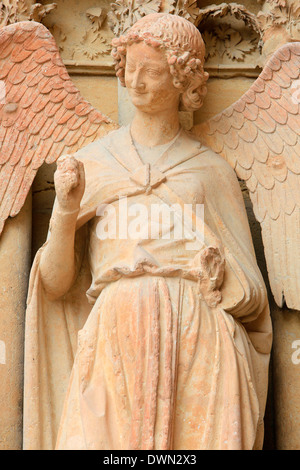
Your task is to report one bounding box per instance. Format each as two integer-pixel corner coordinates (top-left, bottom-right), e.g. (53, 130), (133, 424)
(0, 21), (118, 235)
(193, 42), (300, 310)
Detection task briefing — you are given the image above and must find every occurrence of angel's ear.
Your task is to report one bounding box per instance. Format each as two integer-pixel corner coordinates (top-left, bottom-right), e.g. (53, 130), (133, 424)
(180, 78), (207, 112)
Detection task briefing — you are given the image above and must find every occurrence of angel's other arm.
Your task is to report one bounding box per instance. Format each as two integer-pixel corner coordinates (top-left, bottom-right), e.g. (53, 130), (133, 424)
(39, 156), (85, 300)
(204, 152), (267, 321)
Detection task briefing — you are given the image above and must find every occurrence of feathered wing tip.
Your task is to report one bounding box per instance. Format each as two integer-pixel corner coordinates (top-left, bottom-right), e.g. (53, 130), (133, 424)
(0, 20), (118, 235)
(193, 42), (300, 310)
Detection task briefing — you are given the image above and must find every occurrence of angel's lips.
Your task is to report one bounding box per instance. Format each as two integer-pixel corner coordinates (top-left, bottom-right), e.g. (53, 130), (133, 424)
(130, 90), (147, 95)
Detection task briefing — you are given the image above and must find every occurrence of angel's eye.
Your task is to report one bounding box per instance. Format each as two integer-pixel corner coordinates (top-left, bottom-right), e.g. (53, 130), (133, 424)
(147, 69), (160, 77)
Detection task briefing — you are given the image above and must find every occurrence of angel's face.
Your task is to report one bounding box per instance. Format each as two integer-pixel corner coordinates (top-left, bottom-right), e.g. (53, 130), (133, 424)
(125, 41), (181, 114)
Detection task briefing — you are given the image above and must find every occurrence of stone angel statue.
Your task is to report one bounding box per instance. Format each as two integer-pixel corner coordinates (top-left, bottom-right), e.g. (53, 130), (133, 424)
(0, 12), (297, 450)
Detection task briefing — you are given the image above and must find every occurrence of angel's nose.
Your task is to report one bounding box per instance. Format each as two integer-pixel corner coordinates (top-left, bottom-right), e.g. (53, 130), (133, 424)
(131, 70), (145, 90)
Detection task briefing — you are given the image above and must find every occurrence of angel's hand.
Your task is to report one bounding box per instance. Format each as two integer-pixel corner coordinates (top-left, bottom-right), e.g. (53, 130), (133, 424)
(193, 246), (225, 308)
(200, 246), (225, 285)
(54, 155), (85, 213)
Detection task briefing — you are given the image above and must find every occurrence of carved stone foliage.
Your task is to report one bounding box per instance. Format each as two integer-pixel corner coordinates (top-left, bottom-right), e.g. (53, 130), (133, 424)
(0, 0), (56, 27)
(169, 0), (200, 22)
(40, 1), (115, 68)
(108, 0), (162, 36)
(194, 4), (261, 69)
(1, 1), (298, 75)
(79, 8), (111, 61)
(79, 30), (111, 61)
(258, 0), (300, 41)
(107, 1), (262, 71)
(203, 24), (258, 63)
(194, 2), (261, 34)
(86, 7), (107, 32)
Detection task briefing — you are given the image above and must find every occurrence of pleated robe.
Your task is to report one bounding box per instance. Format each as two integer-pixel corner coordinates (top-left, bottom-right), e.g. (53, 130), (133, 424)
(23, 126), (272, 450)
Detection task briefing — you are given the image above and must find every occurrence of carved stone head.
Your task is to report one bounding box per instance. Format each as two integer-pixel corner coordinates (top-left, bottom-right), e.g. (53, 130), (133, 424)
(112, 13), (209, 112)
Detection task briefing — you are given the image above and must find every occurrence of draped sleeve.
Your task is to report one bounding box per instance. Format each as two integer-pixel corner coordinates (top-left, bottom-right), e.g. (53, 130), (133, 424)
(201, 151), (272, 355)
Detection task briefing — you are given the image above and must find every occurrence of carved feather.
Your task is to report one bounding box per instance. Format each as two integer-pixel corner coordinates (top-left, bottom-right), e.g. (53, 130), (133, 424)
(193, 42), (300, 310)
(0, 21), (118, 234)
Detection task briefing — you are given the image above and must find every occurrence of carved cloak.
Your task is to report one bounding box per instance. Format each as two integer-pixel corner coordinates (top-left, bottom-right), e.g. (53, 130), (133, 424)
(23, 126), (272, 450)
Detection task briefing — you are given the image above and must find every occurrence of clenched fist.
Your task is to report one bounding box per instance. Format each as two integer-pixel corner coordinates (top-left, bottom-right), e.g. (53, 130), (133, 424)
(54, 155), (85, 212)
(193, 246), (225, 308)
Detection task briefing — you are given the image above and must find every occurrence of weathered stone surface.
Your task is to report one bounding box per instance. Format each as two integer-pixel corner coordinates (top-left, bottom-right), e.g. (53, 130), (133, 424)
(0, 0), (299, 452)
(0, 194), (31, 450)
(23, 13), (272, 450)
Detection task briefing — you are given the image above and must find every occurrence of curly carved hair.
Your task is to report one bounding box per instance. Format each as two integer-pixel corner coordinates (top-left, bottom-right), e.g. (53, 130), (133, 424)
(111, 13), (209, 112)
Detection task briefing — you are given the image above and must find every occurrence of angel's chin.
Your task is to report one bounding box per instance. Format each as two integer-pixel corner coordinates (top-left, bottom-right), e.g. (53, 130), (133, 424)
(130, 94), (149, 106)
(130, 98), (159, 115)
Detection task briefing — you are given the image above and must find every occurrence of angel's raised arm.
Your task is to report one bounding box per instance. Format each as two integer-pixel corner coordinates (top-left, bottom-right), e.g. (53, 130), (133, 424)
(39, 156), (85, 299)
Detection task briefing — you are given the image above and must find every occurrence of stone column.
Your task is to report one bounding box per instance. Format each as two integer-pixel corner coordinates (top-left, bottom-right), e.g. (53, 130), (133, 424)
(272, 305), (300, 450)
(0, 193), (32, 450)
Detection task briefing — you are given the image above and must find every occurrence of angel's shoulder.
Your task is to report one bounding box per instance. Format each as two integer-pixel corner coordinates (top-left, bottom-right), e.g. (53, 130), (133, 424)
(74, 127), (121, 165)
(188, 135), (236, 178)
(203, 147), (234, 171)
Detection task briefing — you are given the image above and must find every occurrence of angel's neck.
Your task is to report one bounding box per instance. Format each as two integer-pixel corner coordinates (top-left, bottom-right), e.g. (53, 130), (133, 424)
(130, 108), (180, 147)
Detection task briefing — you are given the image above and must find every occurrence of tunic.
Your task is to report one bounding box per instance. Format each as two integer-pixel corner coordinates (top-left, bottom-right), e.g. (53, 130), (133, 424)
(23, 126), (272, 450)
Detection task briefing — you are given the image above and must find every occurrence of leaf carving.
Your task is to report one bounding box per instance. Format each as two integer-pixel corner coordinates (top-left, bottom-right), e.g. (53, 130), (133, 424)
(86, 8), (107, 33)
(258, 0), (300, 40)
(194, 2), (260, 34)
(108, 0), (162, 36)
(79, 30), (111, 60)
(169, 0), (200, 22)
(0, 0), (56, 27)
(203, 24), (258, 63)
